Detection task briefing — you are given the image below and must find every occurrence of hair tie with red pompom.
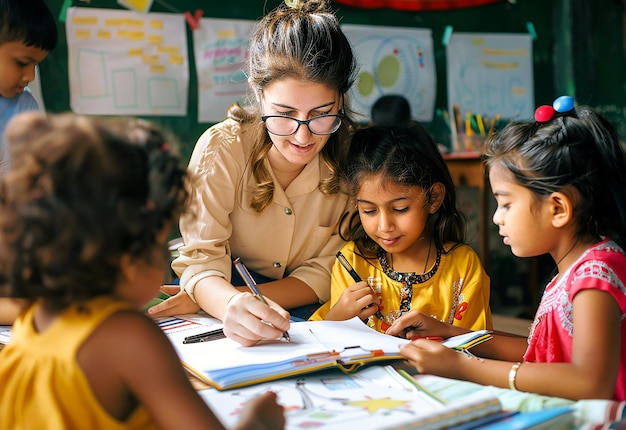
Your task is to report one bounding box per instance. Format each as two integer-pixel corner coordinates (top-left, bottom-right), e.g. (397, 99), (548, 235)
(534, 96), (575, 122)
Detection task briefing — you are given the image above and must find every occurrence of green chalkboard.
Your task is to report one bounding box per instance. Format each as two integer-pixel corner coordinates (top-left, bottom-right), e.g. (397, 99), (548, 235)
(39, 0), (624, 158)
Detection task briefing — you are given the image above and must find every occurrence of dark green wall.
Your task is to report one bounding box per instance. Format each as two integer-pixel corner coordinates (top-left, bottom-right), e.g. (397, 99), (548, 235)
(41, 0), (625, 158)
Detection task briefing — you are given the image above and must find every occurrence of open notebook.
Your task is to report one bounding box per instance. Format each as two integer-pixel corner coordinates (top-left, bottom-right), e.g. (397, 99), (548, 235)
(160, 315), (492, 391)
(200, 364), (502, 430)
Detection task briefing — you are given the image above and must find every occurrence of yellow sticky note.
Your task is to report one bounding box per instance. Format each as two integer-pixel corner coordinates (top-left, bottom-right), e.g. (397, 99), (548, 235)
(142, 55), (159, 65)
(128, 48), (143, 57)
(148, 35), (163, 44)
(151, 64), (166, 74)
(72, 16), (98, 26)
(97, 30), (111, 40)
(127, 31), (145, 41)
(150, 20), (164, 30)
(157, 45), (179, 55)
(123, 18), (144, 28)
(169, 55), (184, 65)
(105, 18), (125, 27)
(74, 29), (91, 39)
(217, 30), (236, 38)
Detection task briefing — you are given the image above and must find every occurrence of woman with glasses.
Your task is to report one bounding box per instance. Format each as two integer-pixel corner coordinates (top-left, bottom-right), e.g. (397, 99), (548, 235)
(149, 0), (358, 346)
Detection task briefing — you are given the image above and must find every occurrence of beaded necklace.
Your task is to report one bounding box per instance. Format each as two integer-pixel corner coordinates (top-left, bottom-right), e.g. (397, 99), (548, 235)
(378, 244), (442, 316)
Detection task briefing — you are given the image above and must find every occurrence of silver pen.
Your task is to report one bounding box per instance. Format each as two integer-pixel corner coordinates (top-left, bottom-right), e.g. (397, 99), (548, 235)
(233, 257), (291, 342)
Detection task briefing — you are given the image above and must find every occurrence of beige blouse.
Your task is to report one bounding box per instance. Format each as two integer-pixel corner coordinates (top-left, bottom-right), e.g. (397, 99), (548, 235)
(172, 118), (350, 302)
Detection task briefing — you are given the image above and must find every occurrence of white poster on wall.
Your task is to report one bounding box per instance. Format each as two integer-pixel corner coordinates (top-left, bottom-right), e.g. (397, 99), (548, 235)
(193, 18), (255, 124)
(447, 32), (534, 121)
(66, 7), (189, 116)
(341, 24), (436, 123)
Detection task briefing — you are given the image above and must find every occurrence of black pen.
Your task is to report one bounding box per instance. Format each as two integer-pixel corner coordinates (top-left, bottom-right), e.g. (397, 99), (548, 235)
(336, 251), (385, 320)
(233, 257), (291, 342)
(336, 251), (362, 282)
(183, 328), (226, 344)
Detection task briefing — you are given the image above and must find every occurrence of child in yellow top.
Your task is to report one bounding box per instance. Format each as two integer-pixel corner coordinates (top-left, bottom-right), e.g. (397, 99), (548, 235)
(0, 113), (284, 430)
(310, 125), (491, 333)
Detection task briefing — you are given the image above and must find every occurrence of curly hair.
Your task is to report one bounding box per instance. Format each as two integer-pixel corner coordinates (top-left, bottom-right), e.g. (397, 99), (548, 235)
(0, 113), (188, 312)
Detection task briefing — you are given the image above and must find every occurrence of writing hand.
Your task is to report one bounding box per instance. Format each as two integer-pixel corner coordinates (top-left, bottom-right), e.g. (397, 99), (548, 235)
(223, 292), (291, 347)
(385, 310), (462, 339)
(325, 281), (379, 321)
(147, 285), (200, 318)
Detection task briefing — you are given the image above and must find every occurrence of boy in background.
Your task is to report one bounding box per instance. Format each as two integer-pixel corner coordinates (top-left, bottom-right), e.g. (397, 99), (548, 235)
(370, 94), (413, 127)
(0, 0), (57, 176)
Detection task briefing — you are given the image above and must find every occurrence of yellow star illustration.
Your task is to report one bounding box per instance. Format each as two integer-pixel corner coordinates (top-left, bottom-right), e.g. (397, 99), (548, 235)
(344, 397), (411, 414)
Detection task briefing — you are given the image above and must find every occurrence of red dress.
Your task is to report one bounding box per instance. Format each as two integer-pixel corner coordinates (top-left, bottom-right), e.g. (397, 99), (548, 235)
(524, 238), (626, 400)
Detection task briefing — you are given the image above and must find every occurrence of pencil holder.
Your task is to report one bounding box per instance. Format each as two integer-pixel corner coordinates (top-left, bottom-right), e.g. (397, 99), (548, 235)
(452, 132), (485, 153)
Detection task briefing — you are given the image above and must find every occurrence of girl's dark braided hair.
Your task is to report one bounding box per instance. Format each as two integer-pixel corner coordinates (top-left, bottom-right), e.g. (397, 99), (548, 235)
(483, 99), (626, 247)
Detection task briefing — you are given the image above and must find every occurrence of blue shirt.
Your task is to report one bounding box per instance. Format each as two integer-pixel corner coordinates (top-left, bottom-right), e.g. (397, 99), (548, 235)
(0, 88), (39, 175)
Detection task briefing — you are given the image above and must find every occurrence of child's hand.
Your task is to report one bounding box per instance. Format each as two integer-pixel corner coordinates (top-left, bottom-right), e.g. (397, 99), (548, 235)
(235, 391), (285, 430)
(147, 286), (201, 317)
(326, 281), (379, 321)
(399, 338), (463, 377)
(385, 310), (465, 339)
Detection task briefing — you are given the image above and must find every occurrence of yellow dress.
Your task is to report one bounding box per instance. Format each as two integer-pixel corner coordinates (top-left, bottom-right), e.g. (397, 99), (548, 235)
(0, 296), (159, 430)
(310, 241), (492, 332)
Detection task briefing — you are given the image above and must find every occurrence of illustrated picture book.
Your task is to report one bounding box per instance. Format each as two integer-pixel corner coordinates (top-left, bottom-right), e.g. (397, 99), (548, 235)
(199, 364), (502, 430)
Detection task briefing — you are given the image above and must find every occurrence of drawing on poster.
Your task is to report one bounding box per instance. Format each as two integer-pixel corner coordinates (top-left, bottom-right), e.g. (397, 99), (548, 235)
(193, 18), (255, 123)
(66, 7), (188, 116)
(341, 24), (436, 123)
(446, 33), (534, 122)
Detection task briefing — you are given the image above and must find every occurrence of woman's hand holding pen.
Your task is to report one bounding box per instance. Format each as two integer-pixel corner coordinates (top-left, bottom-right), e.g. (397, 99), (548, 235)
(223, 292), (291, 347)
(325, 281), (380, 321)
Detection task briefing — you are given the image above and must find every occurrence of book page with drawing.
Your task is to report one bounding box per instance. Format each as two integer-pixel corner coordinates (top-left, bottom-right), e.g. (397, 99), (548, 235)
(199, 365), (502, 430)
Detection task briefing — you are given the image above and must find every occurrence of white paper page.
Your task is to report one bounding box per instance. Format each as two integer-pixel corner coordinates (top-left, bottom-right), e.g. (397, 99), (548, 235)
(171, 317), (409, 373)
(308, 317), (410, 354)
(157, 313), (223, 346)
(0, 326), (11, 344)
(441, 329), (490, 349)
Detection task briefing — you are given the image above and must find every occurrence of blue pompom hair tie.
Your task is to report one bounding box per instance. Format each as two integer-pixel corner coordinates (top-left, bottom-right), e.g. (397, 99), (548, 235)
(534, 96), (575, 122)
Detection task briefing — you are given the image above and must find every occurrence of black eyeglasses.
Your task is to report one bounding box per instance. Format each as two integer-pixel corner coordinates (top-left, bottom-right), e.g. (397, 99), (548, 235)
(261, 110), (344, 136)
